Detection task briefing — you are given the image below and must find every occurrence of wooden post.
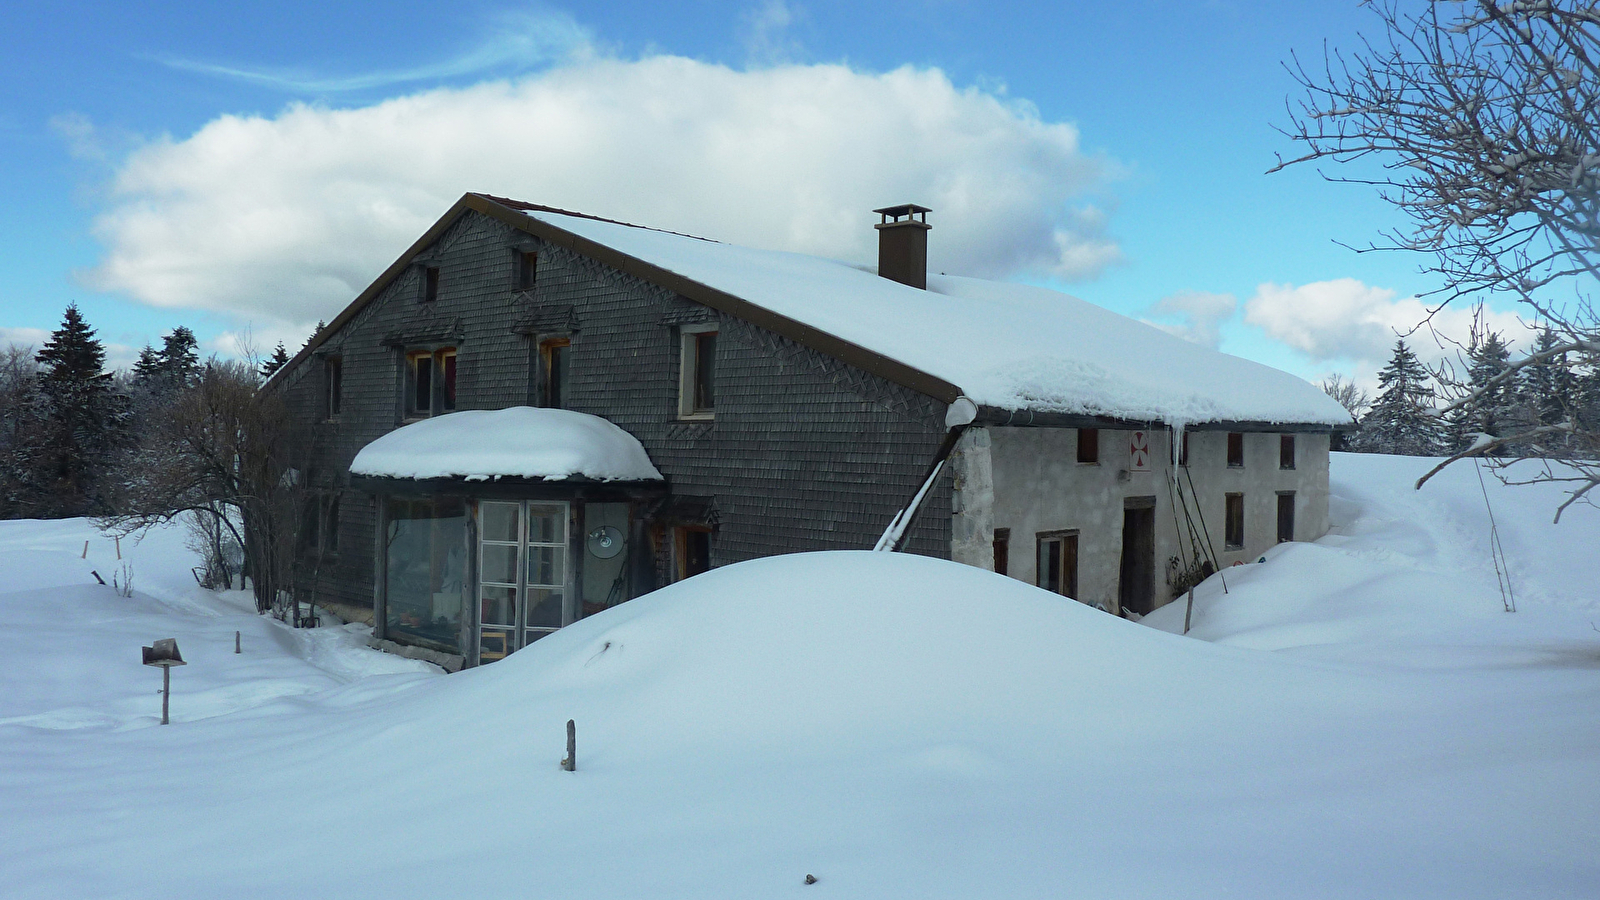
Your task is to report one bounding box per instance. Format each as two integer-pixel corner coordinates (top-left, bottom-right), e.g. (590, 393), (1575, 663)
(115, 536), (121, 560)
(235, 630), (241, 654)
(562, 719), (576, 771)
(161, 666), (171, 725)
(82, 541), (88, 559)
(1183, 587), (1195, 635)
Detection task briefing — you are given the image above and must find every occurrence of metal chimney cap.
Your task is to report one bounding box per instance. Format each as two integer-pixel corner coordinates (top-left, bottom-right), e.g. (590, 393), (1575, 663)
(873, 204), (932, 227)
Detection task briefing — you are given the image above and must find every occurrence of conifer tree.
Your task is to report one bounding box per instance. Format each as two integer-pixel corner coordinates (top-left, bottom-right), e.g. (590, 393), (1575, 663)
(1359, 339), (1443, 456)
(1520, 328), (1576, 434)
(33, 305), (127, 515)
(1445, 330), (1513, 453)
(156, 327), (201, 390)
(260, 342), (290, 379)
(130, 345), (162, 388)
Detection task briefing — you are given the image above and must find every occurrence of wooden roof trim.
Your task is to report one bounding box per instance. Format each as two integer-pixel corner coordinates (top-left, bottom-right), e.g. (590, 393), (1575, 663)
(262, 193), (482, 392)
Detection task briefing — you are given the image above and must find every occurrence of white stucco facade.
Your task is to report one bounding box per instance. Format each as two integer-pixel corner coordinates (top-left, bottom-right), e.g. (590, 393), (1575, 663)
(951, 426), (1331, 614)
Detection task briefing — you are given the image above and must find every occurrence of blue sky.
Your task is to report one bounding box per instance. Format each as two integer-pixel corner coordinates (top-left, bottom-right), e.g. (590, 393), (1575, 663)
(0, 0), (1516, 383)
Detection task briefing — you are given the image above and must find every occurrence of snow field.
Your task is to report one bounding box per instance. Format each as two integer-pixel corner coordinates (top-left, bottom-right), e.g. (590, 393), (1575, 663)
(0, 454), (1597, 898)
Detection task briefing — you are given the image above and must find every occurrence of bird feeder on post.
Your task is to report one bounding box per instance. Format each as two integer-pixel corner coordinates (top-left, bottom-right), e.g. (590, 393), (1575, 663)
(142, 638), (186, 725)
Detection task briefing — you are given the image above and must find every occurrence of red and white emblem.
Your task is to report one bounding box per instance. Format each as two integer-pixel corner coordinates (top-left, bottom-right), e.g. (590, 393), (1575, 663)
(1130, 430), (1150, 471)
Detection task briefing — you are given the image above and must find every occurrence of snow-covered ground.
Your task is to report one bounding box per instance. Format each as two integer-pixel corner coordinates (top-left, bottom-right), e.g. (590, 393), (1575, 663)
(1, 453), (1597, 899)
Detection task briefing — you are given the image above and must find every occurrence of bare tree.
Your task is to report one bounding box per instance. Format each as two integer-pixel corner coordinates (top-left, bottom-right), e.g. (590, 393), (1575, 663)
(1274, 0), (1600, 519)
(1321, 373), (1372, 418)
(102, 360), (304, 613)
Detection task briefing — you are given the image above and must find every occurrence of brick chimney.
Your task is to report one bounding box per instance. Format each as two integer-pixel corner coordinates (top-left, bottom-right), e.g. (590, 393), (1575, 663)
(874, 204), (931, 289)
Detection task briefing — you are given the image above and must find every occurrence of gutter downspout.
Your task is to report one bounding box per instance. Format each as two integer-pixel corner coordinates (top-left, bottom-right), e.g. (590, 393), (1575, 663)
(874, 397), (979, 553)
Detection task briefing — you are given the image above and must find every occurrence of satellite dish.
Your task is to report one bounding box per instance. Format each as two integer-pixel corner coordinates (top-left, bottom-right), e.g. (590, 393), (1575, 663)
(586, 525), (623, 559)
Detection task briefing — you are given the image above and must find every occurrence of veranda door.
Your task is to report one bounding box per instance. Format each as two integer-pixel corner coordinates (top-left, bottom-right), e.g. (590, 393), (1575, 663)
(477, 500), (570, 662)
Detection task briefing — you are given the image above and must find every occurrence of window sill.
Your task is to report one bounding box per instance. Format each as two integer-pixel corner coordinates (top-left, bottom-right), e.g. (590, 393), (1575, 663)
(677, 412), (715, 422)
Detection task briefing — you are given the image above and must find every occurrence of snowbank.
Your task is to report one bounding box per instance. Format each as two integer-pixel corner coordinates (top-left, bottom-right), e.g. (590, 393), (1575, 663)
(349, 406), (664, 482)
(2, 455), (1598, 898)
(527, 209), (1353, 426)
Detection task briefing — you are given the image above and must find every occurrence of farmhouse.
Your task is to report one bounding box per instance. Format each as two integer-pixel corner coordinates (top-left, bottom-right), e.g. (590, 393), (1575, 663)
(269, 193), (1350, 669)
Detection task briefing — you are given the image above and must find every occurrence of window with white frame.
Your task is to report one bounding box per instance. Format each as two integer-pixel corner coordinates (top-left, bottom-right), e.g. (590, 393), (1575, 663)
(677, 325), (717, 419)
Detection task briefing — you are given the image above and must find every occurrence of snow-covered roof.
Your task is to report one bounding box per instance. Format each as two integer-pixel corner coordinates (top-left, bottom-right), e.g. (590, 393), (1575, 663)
(350, 407), (664, 482)
(523, 208), (1352, 427)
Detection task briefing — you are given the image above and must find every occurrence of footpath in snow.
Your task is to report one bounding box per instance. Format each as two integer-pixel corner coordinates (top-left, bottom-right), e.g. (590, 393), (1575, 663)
(0, 453), (1597, 899)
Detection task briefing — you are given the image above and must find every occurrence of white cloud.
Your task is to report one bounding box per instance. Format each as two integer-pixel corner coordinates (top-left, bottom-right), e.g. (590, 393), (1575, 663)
(1143, 290), (1237, 349)
(1243, 278), (1533, 372)
(0, 327), (51, 350)
(153, 8), (593, 93)
(82, 56), (1120, 339)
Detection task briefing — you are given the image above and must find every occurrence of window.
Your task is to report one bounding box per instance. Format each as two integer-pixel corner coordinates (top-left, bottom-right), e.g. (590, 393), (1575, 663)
(993, 527), (1010, 576)
(423, 266), (440, 303)
(1227, 432), (1244, 468)
(1277, 492), (1296, 543)
(405, 348), (457, 418)
(1280, 434), (1296, 469)
(1076, 428), (1099, 464)
(540, 339), (569, 409)
(323, 494), (340, 554)
(383, 496), (466, 654)
(324, 356), (342, 419)
(674, 527), (712, 581)
(301, 492), (341, 558)
(1036, 531), (1079, 598)
(1178, 431), (1189, 467)
(678, 327), (717, 418)
(1225, 493), (1245, 550)
(516, 251), (538, 291)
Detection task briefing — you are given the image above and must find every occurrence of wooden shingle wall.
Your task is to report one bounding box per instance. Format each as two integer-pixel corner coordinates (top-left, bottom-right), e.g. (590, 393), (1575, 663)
(278, 210), (952, 616)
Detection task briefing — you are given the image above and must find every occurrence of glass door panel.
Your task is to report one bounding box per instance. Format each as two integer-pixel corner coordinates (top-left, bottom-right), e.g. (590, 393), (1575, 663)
(476, 500), (569, 662)
(478, 501), (522, 663)
(523, 502), (568, 641)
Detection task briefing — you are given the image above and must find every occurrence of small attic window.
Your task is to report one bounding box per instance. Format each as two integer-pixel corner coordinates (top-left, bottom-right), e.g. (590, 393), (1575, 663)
(1227, 432), (1244, 468)
(423, 266), (440, 303)
(1280, 434), (1296, 469)
(517, 251), (538, 291)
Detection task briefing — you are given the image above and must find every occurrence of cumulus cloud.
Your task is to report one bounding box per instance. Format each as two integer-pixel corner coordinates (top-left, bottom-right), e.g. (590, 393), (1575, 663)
(1143, 290), (1237, 349)
(0, 327), (51, 351)
(1241, 278), (1529, 366)
(1243, 278), (1533, 370)
(83, 56), (1119, 337)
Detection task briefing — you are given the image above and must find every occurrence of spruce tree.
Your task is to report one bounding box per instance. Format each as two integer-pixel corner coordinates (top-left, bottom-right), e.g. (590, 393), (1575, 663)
(260, 342), (290, 379)
(34, 305), (126, 515)
(155, 327), (201, 389)
(1359, 339), (1443, 456)
(130, 345), (162, 389)
(1445, 330), (1513, 453)
(1520, 328), (1576, 434)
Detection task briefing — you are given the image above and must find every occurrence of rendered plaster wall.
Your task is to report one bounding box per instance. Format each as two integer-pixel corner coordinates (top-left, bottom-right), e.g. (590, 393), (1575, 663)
(967, 426), (1330, 614)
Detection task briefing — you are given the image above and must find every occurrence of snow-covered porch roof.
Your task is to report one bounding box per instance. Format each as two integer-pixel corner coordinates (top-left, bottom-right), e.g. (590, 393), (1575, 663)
(349, 407), (665, 486)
